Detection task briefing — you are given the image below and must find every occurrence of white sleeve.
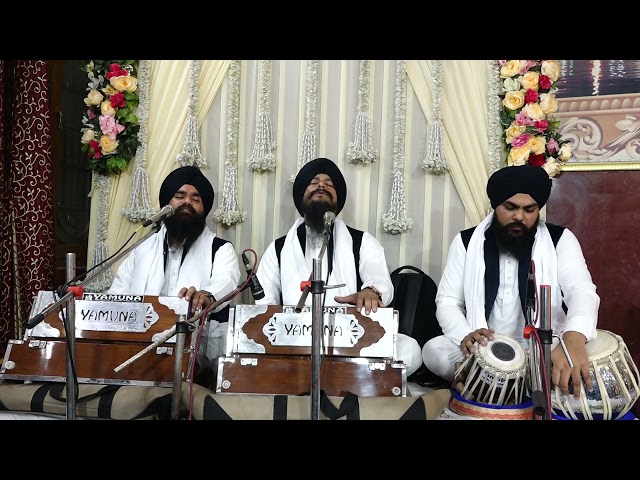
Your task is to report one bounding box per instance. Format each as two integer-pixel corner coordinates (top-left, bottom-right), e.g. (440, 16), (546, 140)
(435, 233), (474, 345)
(358, 231), (394, 306)
(254, 241), (282, 305)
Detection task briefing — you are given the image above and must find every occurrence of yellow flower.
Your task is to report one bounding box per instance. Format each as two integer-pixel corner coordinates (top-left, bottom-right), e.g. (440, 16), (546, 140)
(505, 123), (526, 144)
(100, 100), (116, 116)
(520, 71), (540, 91)
(527, 136), (546, 155)
(508, 145), (531, 165)
(110, 75), (138, 93)
(500, 60), (522, 78)
(100, 135), (119, 154)
(503, 90), (525, 111)
(84, 89), (104, 106)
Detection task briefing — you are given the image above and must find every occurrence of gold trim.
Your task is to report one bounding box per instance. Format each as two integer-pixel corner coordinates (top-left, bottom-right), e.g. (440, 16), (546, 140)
(560, 162), (640, 172)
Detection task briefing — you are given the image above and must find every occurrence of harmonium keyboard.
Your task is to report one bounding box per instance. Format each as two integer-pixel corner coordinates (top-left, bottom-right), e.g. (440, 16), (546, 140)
(216, 304), (407, 397)
(0, 291), (196, 387)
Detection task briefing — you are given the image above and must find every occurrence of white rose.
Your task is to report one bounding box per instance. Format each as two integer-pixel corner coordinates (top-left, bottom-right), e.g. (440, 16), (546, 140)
(542, 159), (561, 177)
(503, 77), (520, 92)
(80, 128), (95, 144)
(541, 60), (561, 82)
(539, 93), (558, 115)
(558, 144), (572, 162)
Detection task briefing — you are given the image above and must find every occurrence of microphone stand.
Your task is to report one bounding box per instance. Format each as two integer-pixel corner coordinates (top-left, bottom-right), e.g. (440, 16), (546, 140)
(23, 223), (166, 420)
(292, 219), (344, 420)
(25, 223), (164, 331)
(527, 285), (553, 420)
(113, 283), (247, 420)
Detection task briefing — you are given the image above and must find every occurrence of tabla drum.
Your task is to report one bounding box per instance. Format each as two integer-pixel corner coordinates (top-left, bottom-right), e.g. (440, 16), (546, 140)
(550, 329), (640, 420)
(454, 333), (530, 406)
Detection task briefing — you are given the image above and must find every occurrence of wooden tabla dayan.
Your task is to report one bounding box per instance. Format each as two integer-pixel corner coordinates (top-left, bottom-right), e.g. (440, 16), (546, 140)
(551, 329), (640, 420)
(453, 333), (530, 407)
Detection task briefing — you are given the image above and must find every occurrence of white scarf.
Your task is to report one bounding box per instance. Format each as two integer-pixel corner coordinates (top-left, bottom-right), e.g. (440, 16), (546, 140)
(279, 217), (357, 306)
(463, 212), (565, 330)
(127, 224), (214, 295)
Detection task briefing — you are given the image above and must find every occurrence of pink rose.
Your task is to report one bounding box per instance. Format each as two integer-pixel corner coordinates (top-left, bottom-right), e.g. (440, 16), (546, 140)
(512, 133), (531, 148)
(534, 119), (549, 132)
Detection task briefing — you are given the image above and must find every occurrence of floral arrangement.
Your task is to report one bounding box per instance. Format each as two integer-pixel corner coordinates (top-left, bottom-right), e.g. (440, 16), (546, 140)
(80, 60), (140, 176)
(499, 60), (571, 177)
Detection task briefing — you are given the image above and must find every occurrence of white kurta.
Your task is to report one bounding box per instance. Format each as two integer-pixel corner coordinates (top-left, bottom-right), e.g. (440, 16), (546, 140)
(108, 224), (241, 367)
(423, 213), (600, 381)
(255, 216), (422, 376)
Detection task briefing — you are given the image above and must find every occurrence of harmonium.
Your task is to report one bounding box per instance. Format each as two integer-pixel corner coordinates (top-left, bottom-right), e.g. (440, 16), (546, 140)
(216, 304), (407, 397)
(0, 291), (197, 387)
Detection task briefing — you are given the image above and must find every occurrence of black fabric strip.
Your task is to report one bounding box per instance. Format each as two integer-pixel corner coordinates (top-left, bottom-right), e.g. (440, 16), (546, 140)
(399, 397), (427, 420)
(203, 395), (233, 420)
(97, 386), (120, 419)
(273, 395), (288, 420)
(31, 383), (58, 413)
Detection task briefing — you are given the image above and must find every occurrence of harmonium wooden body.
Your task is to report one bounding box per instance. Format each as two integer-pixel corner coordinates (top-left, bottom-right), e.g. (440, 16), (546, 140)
(0, 291), (196, 387)
(216, 304), (407, 397)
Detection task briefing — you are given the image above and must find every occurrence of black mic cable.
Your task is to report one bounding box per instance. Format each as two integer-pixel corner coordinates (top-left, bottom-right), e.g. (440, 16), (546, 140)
(241, 248), (265, 300)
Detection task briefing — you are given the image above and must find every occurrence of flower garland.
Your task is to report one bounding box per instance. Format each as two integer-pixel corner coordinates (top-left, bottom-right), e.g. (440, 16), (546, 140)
(382, 60), (413, 235)
(176, 60), (206, 168)
(420, 60), (448, 175)
(291, 60), (319, 183)
(213, 60), (247, 226)
(248, 60), (277, 173)
(499, 60), (572, 177)
(121, 60), (154, 223)
(347, 60), (378, 166)
(487, 60), (504, 176)
(80, 60), (140, 176)
(86, 173), (113, 292)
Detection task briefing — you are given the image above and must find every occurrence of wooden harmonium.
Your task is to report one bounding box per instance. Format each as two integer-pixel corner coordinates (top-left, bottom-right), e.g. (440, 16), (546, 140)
(216, 355), (407, 397)
(227, 304), (398, 359)
(0, 291), (195, 387)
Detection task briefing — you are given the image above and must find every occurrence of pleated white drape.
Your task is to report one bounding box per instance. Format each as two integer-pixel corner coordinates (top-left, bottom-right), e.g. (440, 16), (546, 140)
(88, 60), (492, 304)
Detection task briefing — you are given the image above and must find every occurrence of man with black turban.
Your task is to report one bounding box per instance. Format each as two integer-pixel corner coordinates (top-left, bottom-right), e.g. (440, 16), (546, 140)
(255, 157), (423, 377)
(109, 166), (241, 383)
(422, 165), (599, 404)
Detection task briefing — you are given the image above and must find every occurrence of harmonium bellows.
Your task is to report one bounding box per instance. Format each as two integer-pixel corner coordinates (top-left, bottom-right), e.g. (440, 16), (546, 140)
(0, 291), (196, 387)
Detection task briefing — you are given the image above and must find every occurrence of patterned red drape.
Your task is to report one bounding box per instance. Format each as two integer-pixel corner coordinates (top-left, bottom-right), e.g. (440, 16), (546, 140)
(0, 60), (54, 357)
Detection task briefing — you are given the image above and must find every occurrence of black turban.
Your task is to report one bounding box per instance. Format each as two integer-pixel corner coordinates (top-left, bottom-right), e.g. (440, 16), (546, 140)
(487, 165), (552, 209)
(159, 166), (215, 215)
(293, 157), (347, 216)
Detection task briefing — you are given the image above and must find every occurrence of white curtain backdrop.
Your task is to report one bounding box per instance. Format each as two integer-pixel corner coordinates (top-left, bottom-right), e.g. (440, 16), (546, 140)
(88, 60), (492, 305)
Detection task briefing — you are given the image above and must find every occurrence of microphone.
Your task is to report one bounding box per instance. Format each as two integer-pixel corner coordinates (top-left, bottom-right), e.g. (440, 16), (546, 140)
(241, 252), (265, 300)
(323, 211), (336, 235)
(25, 313), (45, 330)
(142, 204), (175, 227)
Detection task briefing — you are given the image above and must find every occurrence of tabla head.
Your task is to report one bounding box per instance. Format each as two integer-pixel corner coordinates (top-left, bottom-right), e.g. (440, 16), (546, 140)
(454, 333), (530, 406)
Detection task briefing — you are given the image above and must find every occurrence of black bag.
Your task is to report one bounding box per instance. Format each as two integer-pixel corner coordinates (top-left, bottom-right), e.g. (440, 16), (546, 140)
(389, 265), (448, 387)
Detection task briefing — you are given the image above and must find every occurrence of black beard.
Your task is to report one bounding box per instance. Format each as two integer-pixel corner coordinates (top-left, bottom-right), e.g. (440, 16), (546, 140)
(491, 216), (538, 257)
(302, 199), (336, 234)
(163, 204), (207, 249)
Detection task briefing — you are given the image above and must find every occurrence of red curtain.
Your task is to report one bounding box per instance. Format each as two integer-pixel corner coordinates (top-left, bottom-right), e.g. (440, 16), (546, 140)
(0, 60), (54, 357)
